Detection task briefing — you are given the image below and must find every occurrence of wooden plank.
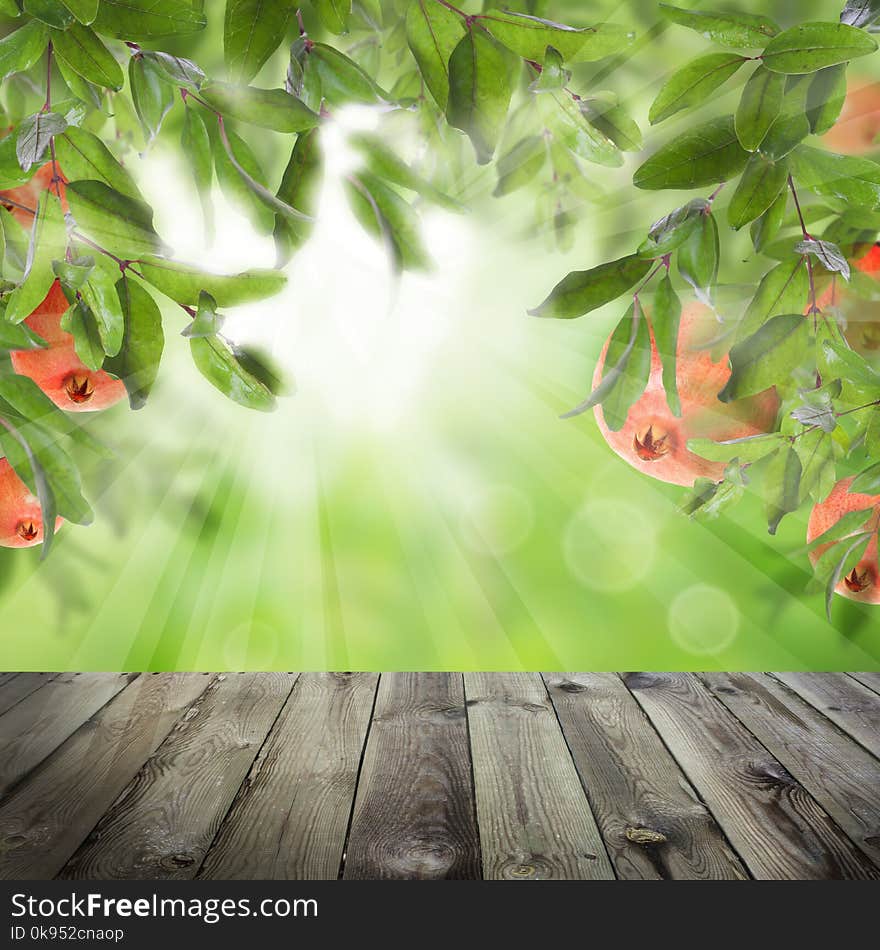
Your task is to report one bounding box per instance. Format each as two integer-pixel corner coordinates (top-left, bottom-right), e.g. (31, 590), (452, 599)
(200, 673), (378, 880)
(0, 673), (20, 689)
(465, 672), (614, 880)
(625, 673), (879, 880)
(773, 672), (880, 760)
(343, 673), (480, 880)
(0, 672), (134, 794)
(544, 673), (746, 880)
(0, 673), (211, 880)
(703, 672), (880, 872)
(0, 673), (58, 717)
(848, 672), (880, 698)
(62, 673), (296, 880)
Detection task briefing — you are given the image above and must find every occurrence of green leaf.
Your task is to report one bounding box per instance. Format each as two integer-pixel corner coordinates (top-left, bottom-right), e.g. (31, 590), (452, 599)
(51, 23), (123, 91)
(0, 21), (49, 84)
(200, 82), (319, 133)
(481, 9), (632, 62)
(54, 126), (143, 201)
(649, 53), (745, 125)
(538, 90), (622, 167)
(312, 0), (350, 35)
(738, 257), (808, 340)
(807, 506), (876, 548)
(720, 312), (811, 402)
(66, 180), (166, 259)
(794, 428), (836, 503)
(61, 297), (104, 371)
(345, 171), (430, 272)
(653, 274), (681, 416)
(129, 53), (175, 148)
(795, 238), (850, 280)
(806, 64), (847, 135)
(78, 257), (124, 357)
(687, 433), (783, 463)
(658, 4), (779, 49)
(4, 191), (66, 324)
(759, 109), (810, 160)
(579, 94), (642, 152)
(561, 301), (650, 426)
(181, 290), (224, 339)
(638, 198), (707, 258)
(735, 65), (784, 151)
(285, 35), (321, 112)
(16, 112), (67, 172)
(840, 1), (880, 28)
(136, 256), (286, 308)
(819, 338), (880, 390)
(181, 105), (213, 240)
(92, 0), (206, 39)
(763, 22), (877, 76)
(764, 444), (802, 535)
(529, 254), (652, 320)
(531, 45), (568, 92)
(103, 275), (163, 410)
(494, 135), (546, 197)
(228, 343), (289, 396)
(212, 125), (274, 234)
(404, 0), (466, 110)
(310, 43), (385, 104)
(680, 477), (744, 519)
(446, 27), (513, 165)
(851, 460), (880, 493)
(349, 131), (462, 212)
(23, 0), (74, 29)
(60, 0), (99, 23)
(274, 128), (322, 266)
(789, 146), (880, 209)
(866, 407), (880, 457)
(678, 212), (719, 297)
(824, 533), (871, 618)
(633, 115), (749, 191)
(190, 333), (276, 411)
(141, 51), (205, 91)
(750, 189), (787, 252)
(224, 0), (293, 84)
(728, 152), (788, 229)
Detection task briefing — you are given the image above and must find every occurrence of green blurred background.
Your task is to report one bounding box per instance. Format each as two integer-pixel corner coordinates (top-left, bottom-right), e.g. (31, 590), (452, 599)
(1, 0), (878, 671)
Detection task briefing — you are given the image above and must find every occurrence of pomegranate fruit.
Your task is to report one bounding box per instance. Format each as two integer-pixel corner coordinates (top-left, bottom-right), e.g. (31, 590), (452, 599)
(0, 457), (63, 548)
(0, 162), (68, 229)
(808, 477), (880, 604)
(593, 303), (780, 486)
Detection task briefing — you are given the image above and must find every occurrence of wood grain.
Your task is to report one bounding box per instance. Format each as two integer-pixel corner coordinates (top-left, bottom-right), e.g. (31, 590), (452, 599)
(200, 673), (378, 880)
(61, 673), (296, 880)
(773, 672), (880, 759)
(0, 673), (134, 795)
(0, 674), (58, 717)
(465, 672), (614, 880)
(544, 673), (746, 880)
(625, 672), (879, 880)
(0, 673), (211, 880)
(343, 673), (480, 880)
(703, 672), (880, 872)
(847, 673), (880, 699)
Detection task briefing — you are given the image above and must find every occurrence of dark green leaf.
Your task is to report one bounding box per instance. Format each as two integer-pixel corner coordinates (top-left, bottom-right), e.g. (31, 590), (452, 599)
(104, 275), (163, 410)
(638, 198), (707, 258)
(789, 145), (880, 209)
(78, 258), (124, 357)
(653, 274), (681, 416)
(345, 171), (430, 272)
(224, 0), (292, 84)
(60, 297), (103, 370)
(92, 0), (206, 39)
(720, 312), (811, 402)
(658, 3), (779, 48)
(201, 82), (319, 133)
(52, 254), (94, 293)
(579, 94), (642, 152)
(633, 115), (749, 191)
(529, 254), (652, 319)
(230, 343), (289, 396)
(806, 64), (847, 134)
(54, 126), (143, 201)
(678, 212), (719, 297)
(738, 256), (808, 340)
(61, 0), (99, 24)
(735, 65), (784, 151)
(750, 187), (787, 252)
(66, 180), (166, 259)
(141, 51), (205, 90)
(762, 22), (876, 75)
(52, 23), (123, 90)
(312, 0), (350, 34)
(129, 53), (175, 147)
(285, 35), (322, 112)
(649, 53), (745, 125)
(538, 90), (621, 167)
(561, 302), (650, 426)
(728, 152), (788, 229)
(404, 0), (465, 110)
(190, 333), (276, 411)
(16, 112), (67, 172)
(181, 290), (223, 338)
(23, 0), (73, 29)
(764, 444), (802, 534)
(310, 43), (385, 104)
(136, 256), (286, 307)
(759, 109), (810, 160)
(212, 125), (274, 233)
(482, 8), (632, 62)
(0, 21), (48, 84)
(274, 128), (322, 266)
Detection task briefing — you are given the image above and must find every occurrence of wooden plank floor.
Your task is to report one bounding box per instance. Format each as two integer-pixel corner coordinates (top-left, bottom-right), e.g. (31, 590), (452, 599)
(0, 671), (878, 881)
